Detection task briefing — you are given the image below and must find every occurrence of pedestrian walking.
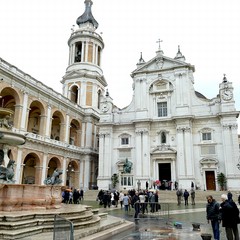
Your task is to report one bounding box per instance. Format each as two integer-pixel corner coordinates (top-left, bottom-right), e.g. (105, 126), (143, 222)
(219, 194), (240, 240)
(119, 191), (124, 209)
(183, 189), (189, 206)
(122, 194), (130, 212)
(190, 189), (195, 205)
(227, 191), (233, 201)
(114, 190), (119, 207)
(150, 192), (156, 213)
(176, 189), (182, 206)
(206, 195), (220, 240)
(132, 192), (140, 218)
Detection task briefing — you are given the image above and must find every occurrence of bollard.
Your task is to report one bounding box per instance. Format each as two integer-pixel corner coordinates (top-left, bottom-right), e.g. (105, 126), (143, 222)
(201, 233), (212, 240)
(192, 223), (201, 231)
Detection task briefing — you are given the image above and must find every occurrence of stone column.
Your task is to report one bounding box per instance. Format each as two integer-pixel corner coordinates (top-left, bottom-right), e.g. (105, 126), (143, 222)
(97, 132), (111, 189)
(45, 104), (52, 137)
(81, 122), (86, 147)
(62, 157), (67, 186)
(77, 87), (81, 105)
(85, 121), (92, 148)
(20, 91), (29, 130)
(79, 160), (84, 189)
(60, 123), (66, 143)
(41, 153), (48, 184)
(81, 41), (85, 62)
(15, 147), (23, 184)
(34, 166), (43, 185)
(176, 127), (185, 177)
(64, 114), (70, 143)
(184, 127), (194, 177)
(85, 41), (88, 62)
(71, 44), (76, 64)
(39, 114), (47, 136)
(83, 157), (91, 190)
(222, 123), (237, 176)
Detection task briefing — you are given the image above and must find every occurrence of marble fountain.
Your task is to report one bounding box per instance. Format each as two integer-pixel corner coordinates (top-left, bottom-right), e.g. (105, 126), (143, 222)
(0, 107), (132, 239)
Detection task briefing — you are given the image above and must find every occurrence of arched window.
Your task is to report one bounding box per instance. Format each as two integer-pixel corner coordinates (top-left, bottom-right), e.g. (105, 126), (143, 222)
(69, 85), (78, 104)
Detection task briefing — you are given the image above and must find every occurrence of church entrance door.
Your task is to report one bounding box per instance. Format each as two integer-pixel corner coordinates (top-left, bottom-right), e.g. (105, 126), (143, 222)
(158, 163), (171, 190)
(205, 171), (216, 190)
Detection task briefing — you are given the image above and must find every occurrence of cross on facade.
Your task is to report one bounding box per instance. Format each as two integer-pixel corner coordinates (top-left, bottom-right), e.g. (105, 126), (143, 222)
(156, 38), (163, 50)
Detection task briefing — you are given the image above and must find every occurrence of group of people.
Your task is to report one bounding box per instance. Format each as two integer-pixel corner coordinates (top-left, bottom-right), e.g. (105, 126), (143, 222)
(176, 188), (195, 206)
(62, 188), (84, 204)
(97, 189), (121, 208)
(206, 191), (240, 240)
(97, 189), (161, 218)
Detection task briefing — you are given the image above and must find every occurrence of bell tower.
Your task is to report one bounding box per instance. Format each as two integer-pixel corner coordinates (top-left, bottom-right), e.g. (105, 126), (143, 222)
(62, 0), (107, 109)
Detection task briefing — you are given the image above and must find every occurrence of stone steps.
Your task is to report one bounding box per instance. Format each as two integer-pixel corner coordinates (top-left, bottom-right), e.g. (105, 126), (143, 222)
(0, 204), (102, 239)
(84, 189), (239, 203)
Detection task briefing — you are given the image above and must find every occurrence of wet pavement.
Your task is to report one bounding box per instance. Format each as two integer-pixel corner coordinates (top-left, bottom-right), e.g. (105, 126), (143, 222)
(94, 202), (239, 240)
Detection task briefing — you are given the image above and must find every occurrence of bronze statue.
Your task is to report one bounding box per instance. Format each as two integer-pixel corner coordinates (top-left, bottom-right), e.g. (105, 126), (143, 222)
(123, 158), (132, 174)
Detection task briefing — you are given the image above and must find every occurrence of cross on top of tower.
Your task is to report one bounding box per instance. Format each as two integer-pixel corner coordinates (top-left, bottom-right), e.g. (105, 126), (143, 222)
(156, 38), (163, 51)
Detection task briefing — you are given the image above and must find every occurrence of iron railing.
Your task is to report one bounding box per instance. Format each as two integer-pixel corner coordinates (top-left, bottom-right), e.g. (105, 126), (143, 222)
(53, 214), (74, 240)
(133, 202), (170, 223)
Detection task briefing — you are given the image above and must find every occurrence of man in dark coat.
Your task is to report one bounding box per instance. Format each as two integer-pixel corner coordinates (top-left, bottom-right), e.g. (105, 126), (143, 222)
(206, 195), (220, 240)
(183, 189), (189, 206)
(220, 194), (239, 240)
(132, 192), (140, 218)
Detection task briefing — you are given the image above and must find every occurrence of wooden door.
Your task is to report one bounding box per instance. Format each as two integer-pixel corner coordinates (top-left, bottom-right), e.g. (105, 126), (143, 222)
(205, 171), (216, 190)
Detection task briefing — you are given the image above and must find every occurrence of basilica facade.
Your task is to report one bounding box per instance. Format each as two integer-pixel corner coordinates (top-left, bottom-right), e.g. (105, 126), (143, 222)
(98, 44), (240, 190)
(0, 0), (239, 191)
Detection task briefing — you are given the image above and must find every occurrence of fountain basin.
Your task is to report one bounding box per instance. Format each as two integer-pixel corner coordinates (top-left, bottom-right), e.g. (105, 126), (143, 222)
(0, 184), (62, 211)
(0, 130), (26, 145)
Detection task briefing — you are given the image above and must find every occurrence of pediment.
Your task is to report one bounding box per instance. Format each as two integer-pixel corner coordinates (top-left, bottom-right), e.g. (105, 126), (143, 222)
(151, 145), (177, 154)
(132, 55), (194, 76)
(200, 158), (219, 165)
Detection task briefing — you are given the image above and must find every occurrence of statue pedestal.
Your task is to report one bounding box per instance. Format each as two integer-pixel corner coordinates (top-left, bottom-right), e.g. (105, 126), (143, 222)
(0, 184), (62, 211)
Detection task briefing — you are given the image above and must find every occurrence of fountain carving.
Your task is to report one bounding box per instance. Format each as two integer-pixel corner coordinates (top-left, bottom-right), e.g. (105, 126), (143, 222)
(0, 107), (62, 211)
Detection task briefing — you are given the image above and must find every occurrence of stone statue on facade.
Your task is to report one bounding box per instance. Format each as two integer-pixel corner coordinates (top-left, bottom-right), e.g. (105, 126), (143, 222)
(0, 115), (13, 130)
(44, 169), (63, 185)
(123, 158), (133, 174)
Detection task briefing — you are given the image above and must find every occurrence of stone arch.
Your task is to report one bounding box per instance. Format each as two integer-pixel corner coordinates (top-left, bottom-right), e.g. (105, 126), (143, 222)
(27, 100), (46, 135)
(51, 110), (65, 141)
(69, 84), (79, 104)
(69, 119), (81, 147)
(66, 160), (79, 189)
(0, 87), (21, 128)
(47, 157), (62, 178)
(22, 153), (41, 185)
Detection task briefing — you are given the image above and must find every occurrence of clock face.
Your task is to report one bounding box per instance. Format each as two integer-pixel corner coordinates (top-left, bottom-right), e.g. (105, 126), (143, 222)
(101, 103), (109, 112)
(222, 89), (233, 101)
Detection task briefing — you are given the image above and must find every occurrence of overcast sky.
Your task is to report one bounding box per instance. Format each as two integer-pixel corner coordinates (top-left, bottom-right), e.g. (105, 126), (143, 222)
(0, 0), (239, 130)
